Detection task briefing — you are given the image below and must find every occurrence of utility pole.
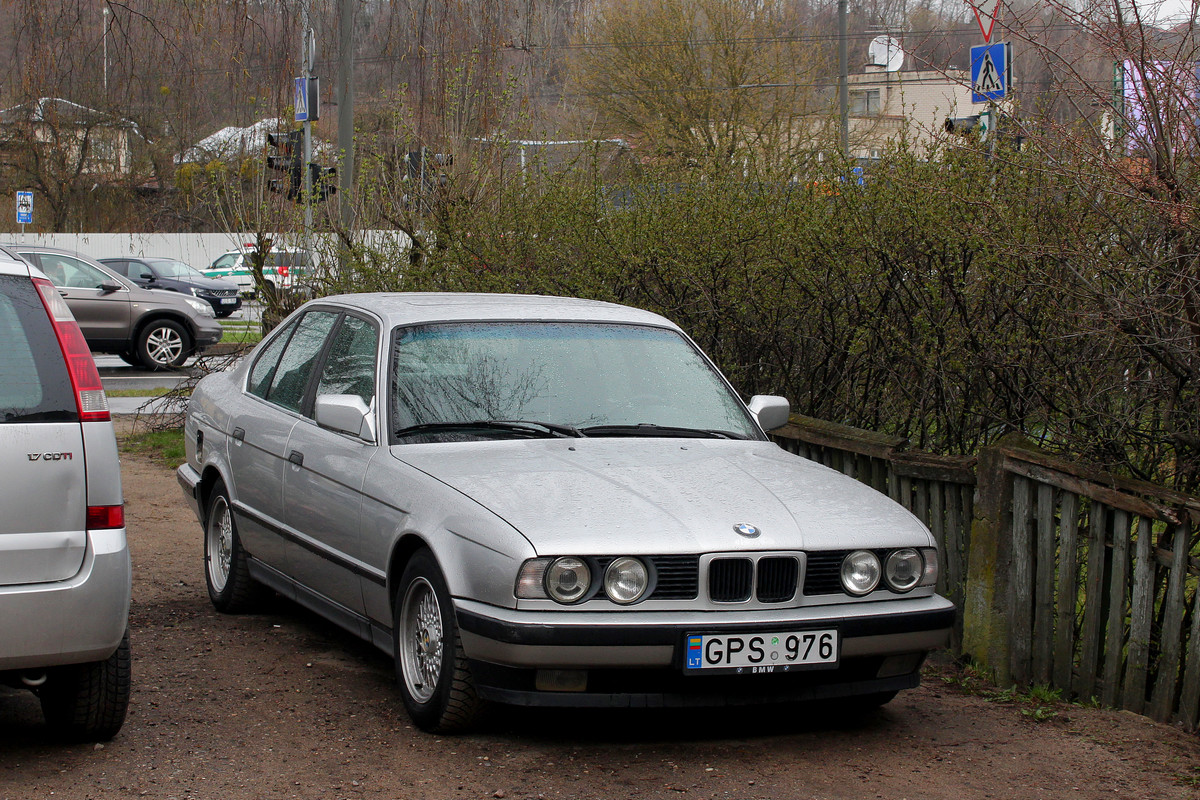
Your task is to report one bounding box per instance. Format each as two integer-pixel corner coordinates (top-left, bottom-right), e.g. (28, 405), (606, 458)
(838, 0), (849, 159)
(337, 0), (355, 232)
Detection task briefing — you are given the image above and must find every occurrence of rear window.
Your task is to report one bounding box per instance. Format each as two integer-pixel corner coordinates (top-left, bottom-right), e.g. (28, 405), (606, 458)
(0, 275), (77, 422)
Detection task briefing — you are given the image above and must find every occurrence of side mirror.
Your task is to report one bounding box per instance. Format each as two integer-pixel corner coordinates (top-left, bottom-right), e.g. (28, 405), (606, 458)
(140, 272), (154, 282)
(747, 395), (790, 432)
(314, 394), (376, 442)
(99, 281), (123, 294)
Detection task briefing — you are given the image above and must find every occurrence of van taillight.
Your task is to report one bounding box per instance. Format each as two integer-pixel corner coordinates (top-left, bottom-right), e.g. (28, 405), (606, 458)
(32, 277), (110, 422)
(87, 504), (125, 530)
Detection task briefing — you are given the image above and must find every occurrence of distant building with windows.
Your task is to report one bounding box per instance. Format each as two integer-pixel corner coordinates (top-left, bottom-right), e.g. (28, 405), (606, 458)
(0, 97), (138, 178)
(846, 65), (976, 159)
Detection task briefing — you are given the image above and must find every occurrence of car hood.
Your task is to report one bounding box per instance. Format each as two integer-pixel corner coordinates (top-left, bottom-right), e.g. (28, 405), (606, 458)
(141, 286), (204, 306)
(178, 274), (238, 291)
(391, 439), (933, 554)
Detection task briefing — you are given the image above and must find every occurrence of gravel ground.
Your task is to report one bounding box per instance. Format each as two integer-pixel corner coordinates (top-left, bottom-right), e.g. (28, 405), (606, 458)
(2, 443), (1199, 800)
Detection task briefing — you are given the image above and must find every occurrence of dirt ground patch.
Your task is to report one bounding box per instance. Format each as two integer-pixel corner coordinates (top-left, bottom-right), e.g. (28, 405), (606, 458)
(2, 442), (1199, 800)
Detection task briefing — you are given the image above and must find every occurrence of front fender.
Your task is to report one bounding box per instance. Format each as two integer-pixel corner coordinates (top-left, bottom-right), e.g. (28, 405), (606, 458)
(360, 461), (538, 627)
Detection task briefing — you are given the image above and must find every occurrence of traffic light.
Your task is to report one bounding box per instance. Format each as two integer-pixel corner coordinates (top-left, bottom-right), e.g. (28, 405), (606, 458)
(309, 163), (337, 202)
(431, 153), (453, 188)
(266, 130), (303, 199)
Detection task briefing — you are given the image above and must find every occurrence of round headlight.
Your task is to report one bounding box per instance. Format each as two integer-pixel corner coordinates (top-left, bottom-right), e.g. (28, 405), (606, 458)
(884, 548), (923, 592)
(545, 557), (591, 603)
(604, 557), (649, 604)
(841, 550), (881, 596)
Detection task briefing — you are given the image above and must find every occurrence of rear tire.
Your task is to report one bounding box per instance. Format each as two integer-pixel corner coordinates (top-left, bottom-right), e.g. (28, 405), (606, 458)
(39, 631), (131, 742)
(204, 482), (265, 613)
(394, 549), (484, 733)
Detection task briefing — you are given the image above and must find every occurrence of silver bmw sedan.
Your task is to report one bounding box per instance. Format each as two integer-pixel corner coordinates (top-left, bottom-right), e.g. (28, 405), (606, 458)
(177, 292), (954, 732)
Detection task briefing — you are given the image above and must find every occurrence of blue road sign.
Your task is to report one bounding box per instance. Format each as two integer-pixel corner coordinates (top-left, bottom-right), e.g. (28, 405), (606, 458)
(16, 191), (32, 225)
(295, 77), (309, 122)
(971, 42), (1010, 103)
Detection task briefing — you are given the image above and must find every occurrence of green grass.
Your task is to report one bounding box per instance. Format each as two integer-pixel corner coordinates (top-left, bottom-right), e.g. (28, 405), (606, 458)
(105, 387), (185, 398)
(220, 320), (262, 345)
(120, 427), (186, 468)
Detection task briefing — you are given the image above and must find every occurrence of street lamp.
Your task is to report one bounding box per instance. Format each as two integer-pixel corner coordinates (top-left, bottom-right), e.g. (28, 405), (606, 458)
(102, 6), (110, 95)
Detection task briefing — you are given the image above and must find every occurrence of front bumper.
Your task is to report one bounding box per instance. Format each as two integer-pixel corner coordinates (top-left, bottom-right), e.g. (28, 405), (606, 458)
(0, 529), (131, 671)
(455, 595), (954, 707)
(202, 294), (242, 314)
(192, 316), (224, 349)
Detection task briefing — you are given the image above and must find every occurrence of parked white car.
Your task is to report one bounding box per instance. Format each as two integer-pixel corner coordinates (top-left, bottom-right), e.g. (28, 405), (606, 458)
(177, 292), (953, 732)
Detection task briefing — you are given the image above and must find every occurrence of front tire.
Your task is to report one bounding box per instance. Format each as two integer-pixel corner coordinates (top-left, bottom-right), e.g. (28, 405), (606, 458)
(39, 631), (131, 742)
(394, 549), (483, 733)
(137, 319), (191, 369)
(204, 482), (264, 613)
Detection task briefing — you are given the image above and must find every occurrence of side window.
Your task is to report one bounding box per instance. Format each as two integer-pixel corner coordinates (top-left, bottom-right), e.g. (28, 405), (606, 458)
(247, 318), (298, 399)
(315, 315), (378, 407)
(39, 255), (112, 289)
(264, 310), (339, 412)
(104, 260), (129, 277)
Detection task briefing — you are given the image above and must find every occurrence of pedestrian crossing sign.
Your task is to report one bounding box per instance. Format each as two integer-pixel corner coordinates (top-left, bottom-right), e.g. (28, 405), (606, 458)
(295, 77), (309, 121)
(971, 42), (1010, 103)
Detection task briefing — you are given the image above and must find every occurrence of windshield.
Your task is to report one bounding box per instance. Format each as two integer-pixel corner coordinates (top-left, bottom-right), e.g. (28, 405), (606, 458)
(210, 253), (240, 269)
(389, 321), (759, 442)
(146, 258), (204, 279)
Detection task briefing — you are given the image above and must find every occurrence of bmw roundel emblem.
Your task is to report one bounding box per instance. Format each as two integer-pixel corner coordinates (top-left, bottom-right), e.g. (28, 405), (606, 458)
(734, 523), (760, 538)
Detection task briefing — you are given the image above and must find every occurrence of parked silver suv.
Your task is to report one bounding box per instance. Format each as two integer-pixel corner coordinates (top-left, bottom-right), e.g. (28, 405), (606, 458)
(6, 244), (224, 369)
(0, 246), (131, 741)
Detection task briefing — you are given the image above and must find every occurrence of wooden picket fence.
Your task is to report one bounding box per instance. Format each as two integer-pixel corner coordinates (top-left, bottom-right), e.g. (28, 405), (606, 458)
(769, 416), (975, 649)
(770, 416), (1200, 729)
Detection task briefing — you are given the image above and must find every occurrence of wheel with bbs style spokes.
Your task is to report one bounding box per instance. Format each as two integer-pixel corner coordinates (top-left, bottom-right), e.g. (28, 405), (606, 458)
(204, 481), (264, 613)
(394, 548), (483, 732)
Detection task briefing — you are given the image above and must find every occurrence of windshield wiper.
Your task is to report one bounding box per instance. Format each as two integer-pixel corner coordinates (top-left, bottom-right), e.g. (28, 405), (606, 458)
(394, 420), (584, 439)
(580, 423), (741, 439)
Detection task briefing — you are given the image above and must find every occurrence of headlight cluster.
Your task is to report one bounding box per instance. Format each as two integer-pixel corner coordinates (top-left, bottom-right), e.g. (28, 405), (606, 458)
(840, 548), (939, 596)
(516, 556), (652, 605)
(184, 296), (216, 317)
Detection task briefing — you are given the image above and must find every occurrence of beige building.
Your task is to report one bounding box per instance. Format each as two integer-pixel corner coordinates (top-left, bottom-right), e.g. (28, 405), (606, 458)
(846, 65), (978, 159)
(0, 97), (137, 178)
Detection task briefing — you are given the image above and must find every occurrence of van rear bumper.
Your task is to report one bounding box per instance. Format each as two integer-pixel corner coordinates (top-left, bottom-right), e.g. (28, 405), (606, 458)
(0, 528), (130, 671)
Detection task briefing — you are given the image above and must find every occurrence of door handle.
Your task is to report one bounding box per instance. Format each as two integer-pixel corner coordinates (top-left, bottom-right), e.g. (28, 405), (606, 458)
(232, 427), (245, 441)
(289, 450), (304, 466)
